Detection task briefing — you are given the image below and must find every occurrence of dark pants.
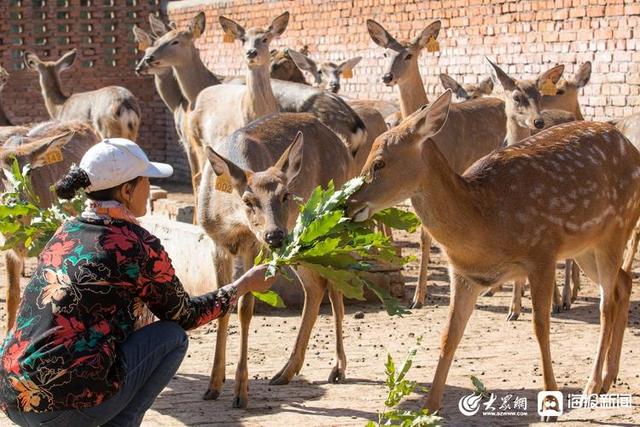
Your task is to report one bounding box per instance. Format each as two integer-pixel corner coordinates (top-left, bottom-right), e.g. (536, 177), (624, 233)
(7, 321), (188, 427)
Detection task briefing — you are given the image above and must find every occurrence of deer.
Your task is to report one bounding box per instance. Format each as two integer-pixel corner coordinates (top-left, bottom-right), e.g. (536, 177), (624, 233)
(346, 90), (640, 419)
(366, 19), (507, 308)
(270, 46), (310, 84)
(439, 73), (494, 102)
(0, 67), (31, 145)
(284, 49), (362, 94)
(540, 62), (592, 120)
(1, 121), (100, 333)
(134, 11), (368, 186)
(0, 65), (13, 126)
(487, 58), (583, 319)
(23, 50), (140, 141)
(198, 115), (353, 408)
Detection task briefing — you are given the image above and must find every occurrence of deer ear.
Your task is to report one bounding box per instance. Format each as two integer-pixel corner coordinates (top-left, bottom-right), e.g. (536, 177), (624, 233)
(366, 19), (396, 48)
(268, 11), (290, 37)
(23, 51), (42, 70)
(288, 49), (316, 72)
(338, 56), (362, 75)
(413, 20), (441, 50)
(574, 61), (591, 88)
(439, 74), (468, 100)
(148, 14), (169, 37)
(206, 146), (248, 194)
(133, 25), (153, 51)
(537, 64), (564, 89)
(56, 49), (77, 72)
(412, 90), (451, 140)
(485, 57), (517, 92)
(274, 131), (304, 184)
(28, 131), (75, 169)
(477, 77), (494, 95)
(189, 11), (206, 39)
(219, 16), (245, 41)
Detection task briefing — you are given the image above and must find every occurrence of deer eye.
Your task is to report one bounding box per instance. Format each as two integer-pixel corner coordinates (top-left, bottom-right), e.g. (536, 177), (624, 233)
(405, 53), (413, 60)
(383, 52), (388, 58)
(512, 94), (521, 104)
(373, 159), (385, 171)
(556, 89), (565, 95)
(171, 40), (179, 46)
(282, 193), (290, 202)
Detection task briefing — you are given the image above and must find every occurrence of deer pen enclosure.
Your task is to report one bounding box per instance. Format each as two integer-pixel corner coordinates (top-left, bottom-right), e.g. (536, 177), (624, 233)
(1, 1), (640, 426)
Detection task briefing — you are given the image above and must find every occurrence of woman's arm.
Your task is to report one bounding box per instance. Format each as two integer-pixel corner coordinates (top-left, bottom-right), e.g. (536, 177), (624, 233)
(134, 232), (275, 330)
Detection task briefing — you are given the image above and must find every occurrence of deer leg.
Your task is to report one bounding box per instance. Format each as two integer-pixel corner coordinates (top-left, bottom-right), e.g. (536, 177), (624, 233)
(528, 262), (559, 422)
(232, 292), (254, 408)
(562, 259), (573, 310)
(622, 225), (639, 273)
(381, 223), (401, 257)
(327, 284), (346, 384)
(203, 247), (234, 400)
(424, 272), (481, 413)
(270, 267), (325, 385)
(507, 280), (524, 321)
(5, 250), (24, 334)
(602, 268), (631, 392)
(571, 261), (581, 303)
(410, 226), (431, 309)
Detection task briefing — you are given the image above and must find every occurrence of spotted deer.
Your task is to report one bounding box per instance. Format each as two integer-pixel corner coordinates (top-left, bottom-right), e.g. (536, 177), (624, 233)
(23, 50), (140, 141)
(1, 121), (100, 334)
(347, 90), (640, 417)
(487, 58), (581, 319)
(541, 62), (592, 120)
(198, 115), (353, 408)
(439, 73), (494, 101)
(366, 19), (506, 308)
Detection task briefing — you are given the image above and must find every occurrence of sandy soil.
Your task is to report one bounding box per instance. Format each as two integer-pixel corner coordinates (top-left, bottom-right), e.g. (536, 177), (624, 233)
(1, 196), (639, 426)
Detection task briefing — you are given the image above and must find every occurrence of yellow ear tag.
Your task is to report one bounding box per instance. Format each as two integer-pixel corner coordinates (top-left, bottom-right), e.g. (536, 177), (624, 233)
(215, 173), (233, 193)
(223, 32), (235, 43)
(43, 147), (64, 165)
(342, 68), (353, 79)
(541, 78), (557, 96)
(426, 36), (440, 53)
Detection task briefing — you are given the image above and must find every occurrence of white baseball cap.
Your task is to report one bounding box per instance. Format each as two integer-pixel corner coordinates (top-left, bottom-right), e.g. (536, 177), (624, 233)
(79, 138), (173, 192)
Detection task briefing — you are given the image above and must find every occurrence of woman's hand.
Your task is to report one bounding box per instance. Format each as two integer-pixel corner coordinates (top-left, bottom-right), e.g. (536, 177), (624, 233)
(234, 265), (277, 295)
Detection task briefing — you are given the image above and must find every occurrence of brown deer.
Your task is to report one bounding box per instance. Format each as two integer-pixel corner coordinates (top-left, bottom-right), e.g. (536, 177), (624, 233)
(1, 121), (100, 333)
(366, 19), (506, 308)
(23, 50), (140, 141)
(347, 90), (640, 418)
(541, 62), (592, 120)
(487, 58), (581, 319)
(270, 47), (309, 84)
(285, 49), (362, 94)
(0, 66), (13, 126)
(439, 73), (494, 102)
(198, 116), (353, 408)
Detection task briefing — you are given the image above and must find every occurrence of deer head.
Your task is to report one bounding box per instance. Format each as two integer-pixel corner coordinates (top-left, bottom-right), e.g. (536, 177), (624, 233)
(287, 50), (362, 93)
(23, 49), (77, 84)
(347, 91), (452, 221)
(219, 12), (290, 69)
(206, 131), (304, 248)
(541, 62), (591, 120)
(486, 58), (564, 131)
(366, 19), (441, 87)
(270, 47), (308, 83)
(439, 74), (494, 101)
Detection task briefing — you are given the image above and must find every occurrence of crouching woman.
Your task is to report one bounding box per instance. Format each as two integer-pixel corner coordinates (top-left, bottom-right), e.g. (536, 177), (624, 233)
(0, 138), (275, 426)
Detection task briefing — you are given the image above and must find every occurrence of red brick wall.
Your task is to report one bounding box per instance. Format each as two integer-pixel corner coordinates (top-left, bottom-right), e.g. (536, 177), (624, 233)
(0, 0), (190, 182)
(168, 0), (640, 121)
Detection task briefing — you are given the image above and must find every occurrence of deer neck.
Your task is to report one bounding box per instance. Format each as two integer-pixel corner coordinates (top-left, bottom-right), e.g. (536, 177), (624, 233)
(154, 70), (185, 113)
(0, 95), (11, 126)
(242, 63), (278, 123)
(398, 63), (428, 118)
(410, 139), (476, 247)
(505, 116), (532, 146)
(173, 47), (217, 105)
(38, 71), (68, 118)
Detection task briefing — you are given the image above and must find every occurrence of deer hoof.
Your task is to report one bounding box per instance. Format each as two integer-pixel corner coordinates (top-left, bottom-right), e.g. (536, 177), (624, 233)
(507, 311), (519, 321)
(232, 395), (248, 409)
(328, 366), (346, 384)
(202, 389), (221, 400)
(562, 301), (571, 311)
(409, 301), (423, 309)
(552, 304), (562, 314)
(541, 415), (558, 422)
(269, 373), (291, 386)
(481, 288), (495, 297)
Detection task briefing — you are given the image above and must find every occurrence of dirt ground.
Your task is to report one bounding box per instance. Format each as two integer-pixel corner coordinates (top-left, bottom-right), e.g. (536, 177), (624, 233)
(1, 192), (639, 426)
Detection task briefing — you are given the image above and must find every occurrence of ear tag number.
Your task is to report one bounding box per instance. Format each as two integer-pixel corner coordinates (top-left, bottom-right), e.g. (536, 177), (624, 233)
(215, 173), (233, 193)
(223, 32), (235, 43)
(43, 147), (64, 165)
(427, 36), (440, 53)
(342, 68), (353, 79)
(541, 78), (557, 96)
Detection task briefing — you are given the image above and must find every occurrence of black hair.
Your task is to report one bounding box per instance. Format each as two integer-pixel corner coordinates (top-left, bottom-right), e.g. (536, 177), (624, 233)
(54, 166), (141, 201)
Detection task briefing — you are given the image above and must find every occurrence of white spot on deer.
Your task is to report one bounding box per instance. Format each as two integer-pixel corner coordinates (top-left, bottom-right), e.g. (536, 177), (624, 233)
(566, 222), (579, 232)
(515, 212), (528, 224)
(583, 199), (590, 208)
(632, 168), (640, 179)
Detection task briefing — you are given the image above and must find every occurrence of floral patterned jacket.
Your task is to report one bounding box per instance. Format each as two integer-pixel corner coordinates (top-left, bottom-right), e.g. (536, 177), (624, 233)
(0, 210), (237, 413)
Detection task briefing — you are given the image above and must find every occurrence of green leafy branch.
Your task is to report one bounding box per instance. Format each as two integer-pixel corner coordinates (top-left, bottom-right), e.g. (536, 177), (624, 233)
(0, 158), (85, 257)
(253, 177), (420, 316)
(367, 337), (442, 427)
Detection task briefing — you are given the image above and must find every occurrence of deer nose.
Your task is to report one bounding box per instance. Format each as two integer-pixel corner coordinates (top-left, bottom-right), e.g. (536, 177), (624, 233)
(265, 230), (285, 248)
(329, 82), (340, 93)
(382, 73), (393, 84)
(246, 49), (258, 59)
(534, 118), (545, 129)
